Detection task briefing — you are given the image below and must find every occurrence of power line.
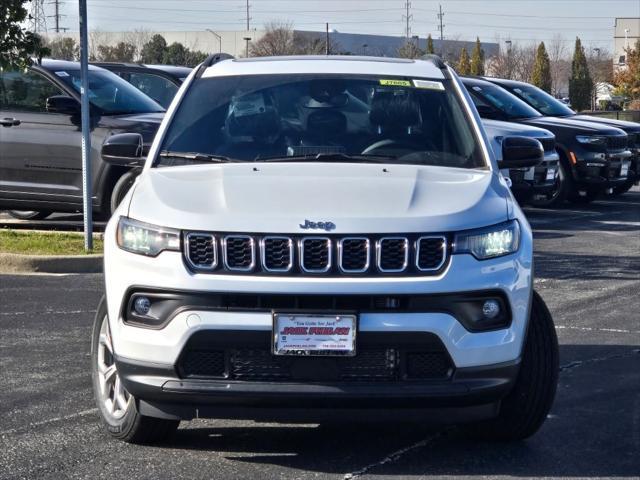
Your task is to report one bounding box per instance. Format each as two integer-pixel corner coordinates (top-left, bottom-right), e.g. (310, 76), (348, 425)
(48, 0), (67, 32)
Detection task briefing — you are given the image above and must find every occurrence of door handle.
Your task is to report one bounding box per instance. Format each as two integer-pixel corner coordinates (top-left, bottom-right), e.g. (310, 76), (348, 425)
(0, 118), (21, 127)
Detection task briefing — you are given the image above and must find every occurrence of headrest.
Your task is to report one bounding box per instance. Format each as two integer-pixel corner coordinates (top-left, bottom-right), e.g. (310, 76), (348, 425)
(226, 91), (280, 141)
(369, 88), (421, 132)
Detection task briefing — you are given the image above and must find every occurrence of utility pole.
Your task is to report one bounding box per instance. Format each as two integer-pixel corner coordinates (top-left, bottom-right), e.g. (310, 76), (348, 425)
(402, 1), (413, 39)
(48, 0), (65, 33)
(29, 0), (47, 33)
(437, 4), (444, 43)
(246, 0), (251, 31)
(78, 0), (93, 251)
(325, 23), (330, 55)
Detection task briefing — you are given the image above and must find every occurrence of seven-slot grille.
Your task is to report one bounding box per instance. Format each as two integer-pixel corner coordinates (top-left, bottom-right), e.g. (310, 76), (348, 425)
(606, 135), (627, 150)
(184, 233), (449, 276)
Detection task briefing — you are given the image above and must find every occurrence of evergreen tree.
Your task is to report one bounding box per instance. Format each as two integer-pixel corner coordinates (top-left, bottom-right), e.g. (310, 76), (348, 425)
(140, 35), (167, 64)
(1, 0), (47, 69)
(531, 42), (552, 92)
(426, 34), (435, 55)
(569, 37), (593, 111)
(470, 37), (485, 76)
(457, 47), (471, 75)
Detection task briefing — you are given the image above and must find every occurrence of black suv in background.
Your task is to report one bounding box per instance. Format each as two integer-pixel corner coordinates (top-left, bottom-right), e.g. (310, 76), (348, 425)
(94, 63), (192, 108)
(0, 59), (164, 219)
(462, 77), (632, 206)
(483, 77), (640, 195)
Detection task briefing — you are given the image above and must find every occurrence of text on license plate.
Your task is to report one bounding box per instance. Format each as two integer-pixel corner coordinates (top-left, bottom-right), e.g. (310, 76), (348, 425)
(273, 313), (356, 356)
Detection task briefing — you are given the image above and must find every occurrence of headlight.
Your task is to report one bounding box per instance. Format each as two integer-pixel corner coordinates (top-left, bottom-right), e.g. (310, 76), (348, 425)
(576, 135), (607, 146)
(453, 220), (520, 260)
(116, 217), (180, 256)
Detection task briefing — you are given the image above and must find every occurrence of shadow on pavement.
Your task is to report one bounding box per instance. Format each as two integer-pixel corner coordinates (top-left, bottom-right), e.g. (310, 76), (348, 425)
(161, 344), (640, 478)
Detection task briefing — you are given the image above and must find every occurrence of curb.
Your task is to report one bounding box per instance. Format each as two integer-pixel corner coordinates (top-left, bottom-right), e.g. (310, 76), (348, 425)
(0, 252), (103, 274)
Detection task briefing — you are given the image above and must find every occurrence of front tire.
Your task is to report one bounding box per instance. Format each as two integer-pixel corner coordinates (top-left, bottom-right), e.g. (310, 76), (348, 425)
(465, 290), (559, 441)
(91, 296), (179, 444)
(110, 170), (139, 215)
(529, 157), (569, 208)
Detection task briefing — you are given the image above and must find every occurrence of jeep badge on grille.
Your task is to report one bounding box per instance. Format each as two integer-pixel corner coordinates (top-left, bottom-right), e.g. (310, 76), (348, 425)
(299, 219), (336, 231)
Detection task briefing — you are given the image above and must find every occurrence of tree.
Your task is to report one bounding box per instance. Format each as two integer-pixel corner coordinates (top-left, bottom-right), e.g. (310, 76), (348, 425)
(457, 47), (471, 75)
(614, 40), (640, 101)
(397, 40), (423, 59)
(48, 37), (79, 61)
(163, 42), (190, 65)
(185, 49), (208, 66)
(548, 34), (569, 97)
(249, 22), (297, 57)
(531, 42), (552, 92)
(140, 34), (167, 64)
(426, 34), (435, 55)
(470, 37), (485, 76)
(0, 0), (50, 69)
(97, 42), (136, 62)
(569, 37), (593, 111)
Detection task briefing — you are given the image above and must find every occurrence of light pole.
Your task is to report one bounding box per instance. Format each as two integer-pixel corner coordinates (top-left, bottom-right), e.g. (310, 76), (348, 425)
(505, 40), (513, 79)
(243, 36), (251, 57)
(592, 47), (601, 110)
(624, 28), (630, 49)
(206, 29), (222, 53)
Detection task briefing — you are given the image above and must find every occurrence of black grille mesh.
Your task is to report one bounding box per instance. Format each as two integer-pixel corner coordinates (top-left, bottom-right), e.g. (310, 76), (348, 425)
(301, 238), (330, 271)
(186, 234), (215, 268)
(225, 236), (253, 269)
(379, 238), (408, 271)
(417, 237), (445, 270)
(263, 237), (292, 271)
(538, 137), (555, 153)
(341, 238), (369, 272)
(607, 136), (627, 150)
(179, 347), (451, 381)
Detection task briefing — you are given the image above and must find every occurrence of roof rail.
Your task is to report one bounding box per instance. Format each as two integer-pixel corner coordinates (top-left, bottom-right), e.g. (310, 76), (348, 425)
(195, 52), (234, 78)
(421, 54), (447, 70)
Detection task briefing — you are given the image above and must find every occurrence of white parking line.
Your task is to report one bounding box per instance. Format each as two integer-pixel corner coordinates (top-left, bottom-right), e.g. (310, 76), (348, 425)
(0, 408), (98, 436)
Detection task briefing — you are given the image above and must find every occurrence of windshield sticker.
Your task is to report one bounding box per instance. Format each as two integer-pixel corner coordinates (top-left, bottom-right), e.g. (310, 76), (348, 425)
(513, 88), (523, 93)
(379, 79), (412, 87)
(472, 86), (483, 91)
(413, 79), (445, 91)
(54, 71), (70, 77)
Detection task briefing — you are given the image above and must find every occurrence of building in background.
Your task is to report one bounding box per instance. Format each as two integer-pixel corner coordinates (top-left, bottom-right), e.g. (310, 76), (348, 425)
(44, 29), (498, 63)
(614, 17), (640, 70)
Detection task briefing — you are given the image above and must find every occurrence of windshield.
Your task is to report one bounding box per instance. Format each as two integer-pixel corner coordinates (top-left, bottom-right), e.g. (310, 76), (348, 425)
(465, 82), (541, 120)
(507, 83), (575, 116)
(158, 74), (485, 169)
(54, 69), (164, 115)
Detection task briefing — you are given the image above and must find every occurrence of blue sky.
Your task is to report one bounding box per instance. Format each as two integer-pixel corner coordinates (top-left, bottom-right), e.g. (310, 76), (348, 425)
(51, 0), (640, 52)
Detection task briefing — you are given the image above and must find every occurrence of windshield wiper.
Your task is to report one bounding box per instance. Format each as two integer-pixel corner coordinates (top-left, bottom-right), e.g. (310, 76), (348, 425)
(256, 153), (395, 163)
(159, 151), (239, 163)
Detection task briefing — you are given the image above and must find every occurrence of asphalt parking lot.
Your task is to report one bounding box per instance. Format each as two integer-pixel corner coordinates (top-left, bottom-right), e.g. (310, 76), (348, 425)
(1, 190), (639, 480)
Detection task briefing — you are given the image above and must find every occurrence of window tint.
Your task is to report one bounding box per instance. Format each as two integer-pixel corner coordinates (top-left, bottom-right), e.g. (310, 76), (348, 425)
(53, 69), (164, 115)
(464, 82), (541, 120)
(509, 84), (575, 117)
(159, 74), (485, 169)
(0, 70), (64, 112)
(127, 72), (178, 108)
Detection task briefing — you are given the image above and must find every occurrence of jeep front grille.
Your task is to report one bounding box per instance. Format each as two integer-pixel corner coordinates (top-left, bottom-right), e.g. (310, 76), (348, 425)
(184, 232), (449, 276)
(538, 137), (555, 153)
(606, 135), (627, 151)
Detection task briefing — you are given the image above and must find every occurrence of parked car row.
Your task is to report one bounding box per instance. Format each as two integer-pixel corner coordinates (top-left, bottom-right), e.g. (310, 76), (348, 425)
(0, 56), (638, 222)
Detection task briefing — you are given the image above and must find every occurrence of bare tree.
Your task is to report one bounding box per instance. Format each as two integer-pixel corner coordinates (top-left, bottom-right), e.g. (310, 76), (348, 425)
(249, 22), (297, 57)
(397, 39), (423, 59)
(123, 29), (151, 62)
(548, 34), (569, 96)
(89, 29), (113, 61)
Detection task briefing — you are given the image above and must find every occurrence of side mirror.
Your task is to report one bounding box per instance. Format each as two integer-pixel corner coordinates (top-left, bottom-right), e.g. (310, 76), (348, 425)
(46, 95), (80, 115)
(101, 133), (145, 167)
(498, 136), (544, 169)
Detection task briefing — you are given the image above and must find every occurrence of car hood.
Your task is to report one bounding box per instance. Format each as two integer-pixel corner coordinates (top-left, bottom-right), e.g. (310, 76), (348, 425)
(524, 116), (626, 135)
(483, 119), (554, 139)
(127, 163), (509, 234)
(99, 112), (164, 143)
(572, 114), (640, 134)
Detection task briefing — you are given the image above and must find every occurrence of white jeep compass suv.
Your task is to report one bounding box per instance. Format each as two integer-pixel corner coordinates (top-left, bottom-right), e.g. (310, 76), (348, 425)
(93, 54), (559, 444)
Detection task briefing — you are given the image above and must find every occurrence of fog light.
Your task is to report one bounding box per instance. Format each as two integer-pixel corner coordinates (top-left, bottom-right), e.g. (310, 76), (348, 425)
(133, 296), (151, 316)
(482, 299), (501, 319)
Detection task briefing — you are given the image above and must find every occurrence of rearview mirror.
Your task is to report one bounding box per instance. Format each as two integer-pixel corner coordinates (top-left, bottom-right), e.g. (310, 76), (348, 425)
(101, 133), (145, 167)
(46, 95), (80, 115)
(498, 136), (544, 169)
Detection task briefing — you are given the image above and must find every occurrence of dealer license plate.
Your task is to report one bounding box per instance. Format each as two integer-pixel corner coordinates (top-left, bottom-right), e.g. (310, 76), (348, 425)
(273, 313), (356, 356)
(546, 168), (556, 181)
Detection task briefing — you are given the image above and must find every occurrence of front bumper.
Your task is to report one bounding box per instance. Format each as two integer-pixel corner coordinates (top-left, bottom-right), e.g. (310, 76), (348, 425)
(572, 150), (633, 191)
(509, 151), (560, 199)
